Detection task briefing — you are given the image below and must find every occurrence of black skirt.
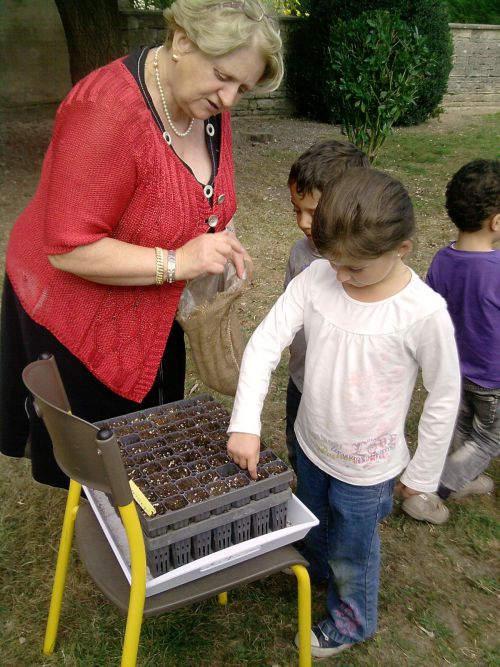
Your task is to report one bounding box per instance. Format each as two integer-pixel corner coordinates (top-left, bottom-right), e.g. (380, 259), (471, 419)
(0, 275), (186, 488)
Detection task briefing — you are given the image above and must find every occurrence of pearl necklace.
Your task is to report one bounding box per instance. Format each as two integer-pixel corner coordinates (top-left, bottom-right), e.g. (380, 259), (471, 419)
(153, 45), (194, 138)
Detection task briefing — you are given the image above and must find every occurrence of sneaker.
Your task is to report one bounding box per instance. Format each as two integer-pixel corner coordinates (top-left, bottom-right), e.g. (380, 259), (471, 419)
(450, 474), (494, 499)
(294, 622), (352, 658)
(401, 492), (449, 524)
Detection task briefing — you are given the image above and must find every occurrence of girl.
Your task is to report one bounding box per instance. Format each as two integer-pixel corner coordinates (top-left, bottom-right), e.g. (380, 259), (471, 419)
(227, 167), (461, 657)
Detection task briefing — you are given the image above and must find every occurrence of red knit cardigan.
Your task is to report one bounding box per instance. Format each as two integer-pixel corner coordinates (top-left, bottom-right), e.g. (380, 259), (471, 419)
(6, 57), (237, 402)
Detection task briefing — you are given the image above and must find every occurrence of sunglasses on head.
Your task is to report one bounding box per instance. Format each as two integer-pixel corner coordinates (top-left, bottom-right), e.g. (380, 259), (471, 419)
(209, 0), (274, 22)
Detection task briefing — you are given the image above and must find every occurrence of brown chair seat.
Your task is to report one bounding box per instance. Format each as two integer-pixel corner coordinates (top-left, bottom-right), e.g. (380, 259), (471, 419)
(76, 500), (308, 617)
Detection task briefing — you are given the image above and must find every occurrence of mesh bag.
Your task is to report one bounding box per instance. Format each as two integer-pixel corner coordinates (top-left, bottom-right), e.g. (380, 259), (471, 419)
(176, 262), (247, 396)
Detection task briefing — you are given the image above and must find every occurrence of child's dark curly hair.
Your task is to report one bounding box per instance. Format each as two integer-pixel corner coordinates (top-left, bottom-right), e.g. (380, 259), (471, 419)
(446, 159), (500, 232)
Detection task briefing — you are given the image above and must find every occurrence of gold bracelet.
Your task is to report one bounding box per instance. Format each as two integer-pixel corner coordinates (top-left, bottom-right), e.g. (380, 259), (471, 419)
(154, 247), (164, 285)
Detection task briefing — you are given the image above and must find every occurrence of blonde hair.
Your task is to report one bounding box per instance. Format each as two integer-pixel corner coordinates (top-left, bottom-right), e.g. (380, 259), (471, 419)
(163, 0), (283, 92)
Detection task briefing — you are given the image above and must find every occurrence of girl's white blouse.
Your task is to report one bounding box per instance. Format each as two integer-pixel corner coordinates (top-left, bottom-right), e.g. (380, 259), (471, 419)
(229, 260), (461, 491)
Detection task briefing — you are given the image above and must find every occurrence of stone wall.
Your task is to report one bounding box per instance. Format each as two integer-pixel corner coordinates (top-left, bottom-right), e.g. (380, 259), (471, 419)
(0, 0), (71, 108)
(1, 3), (499, 115)
(120, 12), (500, 115)
(443, 24), (500, 109)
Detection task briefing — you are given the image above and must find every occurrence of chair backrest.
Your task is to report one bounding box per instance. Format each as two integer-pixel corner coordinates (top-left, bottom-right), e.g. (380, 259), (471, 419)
(22, 355), (132, 505)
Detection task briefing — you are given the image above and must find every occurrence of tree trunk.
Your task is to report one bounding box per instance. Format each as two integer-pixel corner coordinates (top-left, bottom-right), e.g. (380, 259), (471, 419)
(54, 0), (124, 85)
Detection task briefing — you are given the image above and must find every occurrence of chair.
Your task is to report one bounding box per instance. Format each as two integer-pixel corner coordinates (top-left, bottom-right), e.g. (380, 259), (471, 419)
(22, 355), (312, 667)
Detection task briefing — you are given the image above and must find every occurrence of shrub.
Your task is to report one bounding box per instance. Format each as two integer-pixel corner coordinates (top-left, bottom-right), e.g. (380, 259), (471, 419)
(131, 0), (308, 13)
(286, 0), (453, 126)
(396, 0), (453, 125)
(328, 10), (431, 159)
(446, 0), (500, 24)
(132, 0), (170, 8)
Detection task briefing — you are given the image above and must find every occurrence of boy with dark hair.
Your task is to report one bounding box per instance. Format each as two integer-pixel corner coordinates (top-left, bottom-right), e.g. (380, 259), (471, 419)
(402, 159), (500, 524)
(285, 140), (370, 473)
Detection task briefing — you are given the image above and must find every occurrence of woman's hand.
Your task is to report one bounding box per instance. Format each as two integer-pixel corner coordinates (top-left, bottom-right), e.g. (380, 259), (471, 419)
(176, 230), (251, 281)
(47, 229), (253, 287)
(227, 432), (261, 479)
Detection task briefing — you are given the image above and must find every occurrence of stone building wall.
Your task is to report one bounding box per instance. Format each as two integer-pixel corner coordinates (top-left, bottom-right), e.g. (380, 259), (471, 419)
(443, 24), (500, 108)
(120, 12), (500, 115)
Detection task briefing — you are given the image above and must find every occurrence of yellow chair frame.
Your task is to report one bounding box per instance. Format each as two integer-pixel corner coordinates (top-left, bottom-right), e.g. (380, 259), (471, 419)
(23, 355), (312, 667)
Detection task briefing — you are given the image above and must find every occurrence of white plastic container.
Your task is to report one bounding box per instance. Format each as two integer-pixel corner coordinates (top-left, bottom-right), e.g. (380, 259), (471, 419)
(85, 488), (318, 597)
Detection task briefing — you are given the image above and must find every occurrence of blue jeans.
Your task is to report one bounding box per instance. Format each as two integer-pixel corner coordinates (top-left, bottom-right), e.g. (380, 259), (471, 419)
(439, 380), (500, 494)
(285, 377), (301, 474)
(296, 445), (394, 644)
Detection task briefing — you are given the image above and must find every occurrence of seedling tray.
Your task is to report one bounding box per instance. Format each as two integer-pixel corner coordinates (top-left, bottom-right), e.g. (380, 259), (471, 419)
(95, 394), (294, 577)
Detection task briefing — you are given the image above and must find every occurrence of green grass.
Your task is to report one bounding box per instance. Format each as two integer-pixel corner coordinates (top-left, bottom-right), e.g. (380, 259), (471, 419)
(0, 111), (499, 666)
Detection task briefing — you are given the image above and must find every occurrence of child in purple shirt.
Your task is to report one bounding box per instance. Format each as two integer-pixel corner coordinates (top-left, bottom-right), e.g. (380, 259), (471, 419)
(402, 159), (500, 524)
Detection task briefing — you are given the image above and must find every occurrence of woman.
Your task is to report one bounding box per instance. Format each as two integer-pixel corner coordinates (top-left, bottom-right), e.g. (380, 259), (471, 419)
(0, 0), (283, 488)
